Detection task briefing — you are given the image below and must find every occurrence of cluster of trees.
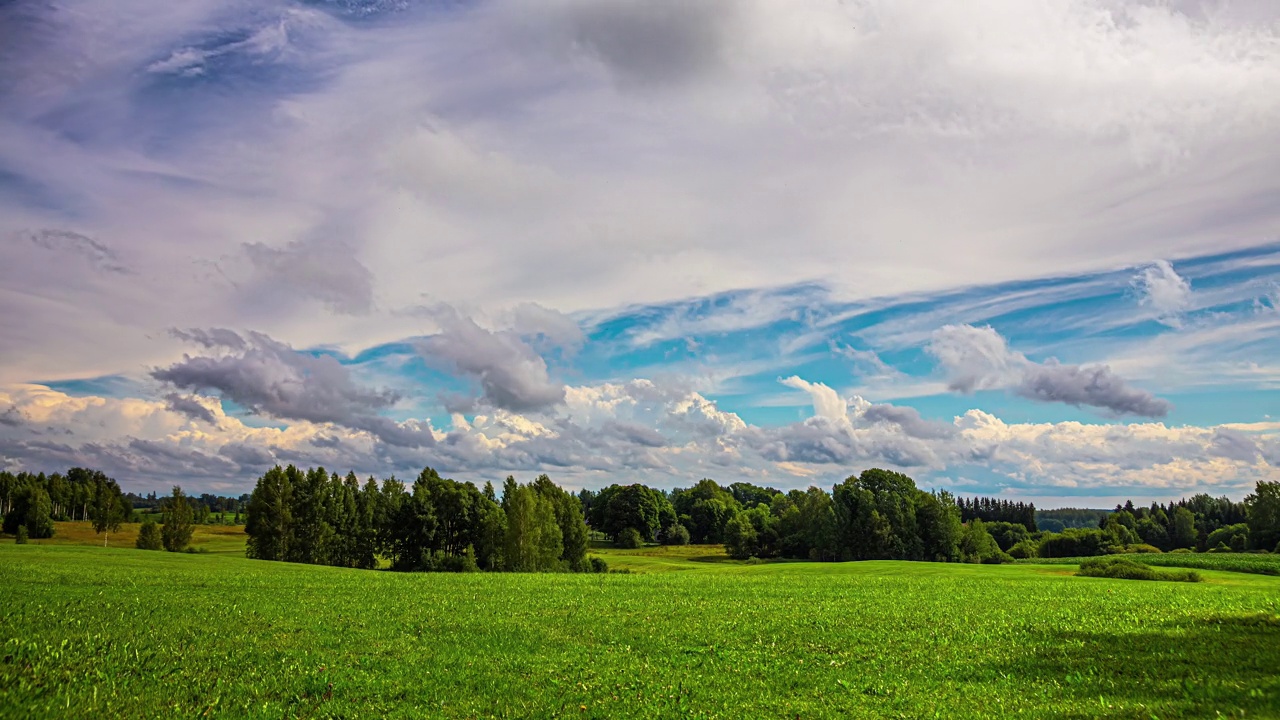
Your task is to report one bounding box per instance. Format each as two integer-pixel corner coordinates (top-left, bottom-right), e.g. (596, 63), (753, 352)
(582, 471), (1015, 564)
(243, 466), (599, 573)
(579, 474), (1280, 564)
(130, 490), (251, 525)
(957, 496), (1036, 531)
(989, 485), (1280, 559)
(1, 468), (133, 544)
(136, 486), (199, 552)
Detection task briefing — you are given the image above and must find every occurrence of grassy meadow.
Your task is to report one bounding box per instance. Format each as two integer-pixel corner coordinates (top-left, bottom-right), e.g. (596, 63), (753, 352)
(3, 541), (1279, 719)
(19, 521), (250, 555)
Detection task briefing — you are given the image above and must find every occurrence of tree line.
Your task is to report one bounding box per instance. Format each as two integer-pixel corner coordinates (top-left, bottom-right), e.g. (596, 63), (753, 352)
(580, 470), (1017, 564)
(242, 466), (600, 573)
(9, 462), (1278, 566)
(581, 473), (1280, 563)
(1, 468), (132, 545)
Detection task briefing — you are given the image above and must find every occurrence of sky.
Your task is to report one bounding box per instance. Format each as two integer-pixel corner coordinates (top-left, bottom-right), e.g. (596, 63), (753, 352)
(2, 0), (1279, 505)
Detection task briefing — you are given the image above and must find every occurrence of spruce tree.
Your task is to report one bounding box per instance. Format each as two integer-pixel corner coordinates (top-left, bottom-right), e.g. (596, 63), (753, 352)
(245, 466), (293, 561)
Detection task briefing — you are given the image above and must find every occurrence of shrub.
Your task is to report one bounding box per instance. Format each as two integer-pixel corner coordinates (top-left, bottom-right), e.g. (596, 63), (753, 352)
(981, 550), (1014, 565)
(1170, 548), (1194, 554)
(589, 557), (609, 573)
(15, 525), (28, 544)
(1077, 556), (1201, 582)
(661, 523), (691, 546)
(1007, 539), (1040, 559)
(615, 527), (644, 549)
(1126, 543), (1162, 554)
(1208, 542), (1232, 554)
(135, 520), (163, 550)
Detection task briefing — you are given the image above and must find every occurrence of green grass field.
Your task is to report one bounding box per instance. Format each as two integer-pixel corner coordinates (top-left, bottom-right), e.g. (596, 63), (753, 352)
(2, 543), (1278, 719)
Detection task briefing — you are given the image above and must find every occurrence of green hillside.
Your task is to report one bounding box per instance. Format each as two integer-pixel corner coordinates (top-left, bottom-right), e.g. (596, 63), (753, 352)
(2, 545), (1278, 718)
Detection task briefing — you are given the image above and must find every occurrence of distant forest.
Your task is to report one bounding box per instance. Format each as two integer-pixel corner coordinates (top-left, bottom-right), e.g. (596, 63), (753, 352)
(4, 466), (1278, 570)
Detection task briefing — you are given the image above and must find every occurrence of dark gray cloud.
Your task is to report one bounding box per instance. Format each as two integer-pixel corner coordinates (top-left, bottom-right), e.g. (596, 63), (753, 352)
(928, 324), (1171, 418)
(240, 236), (375, 315)
(750, 417), (936, 469)
(1017, 362), (1172, 418)
(563, 0), (731, 87)
(217, 442), (276, 468)
(154, 328), (434, 448)
(163, 393), (217, 425)
(1208, 428), (1261, 463)
(862, 404), (957, 440)
(417, 305), (569, 412)
(602, 421), (668, 448)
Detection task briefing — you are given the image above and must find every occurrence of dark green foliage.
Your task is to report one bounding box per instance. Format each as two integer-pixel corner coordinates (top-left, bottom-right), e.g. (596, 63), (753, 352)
(595, 484), (673, 543)
(1077, 556), (1202, 582)
(669, 479), (739, 543)
(958, 496), (1036, 531)
(1246, 480), (1280, 552)
(503, 481), (562, 572)
(245, 466), (294, 561)
(136, 519), (163, 550)
(960, 519), (1012, 564)
(161, 486), (195, 552)
(728, 481), (779, 509)
(4, 469), (122, 536)
(23, 487), (54, 539)
(724, 505), (780, 559)
(14, 525), (28, 544)
(588, 556), (608, 573)
(660, 523), (690, 546)
(1170, 506), (1198, 550)
(1206, 523), (1250, 552)
(1007, 539), (1039, 559)
(1038, 528), (1115, 558)
(614, 526), (643, 549)
(88, 476), (127, 546)
(831, 469), (964, 562)
(982, 521), (1028, 552)
(916, 490), (963, 562)
(242, 466), (588, 574)
(531, 475), (589, 570)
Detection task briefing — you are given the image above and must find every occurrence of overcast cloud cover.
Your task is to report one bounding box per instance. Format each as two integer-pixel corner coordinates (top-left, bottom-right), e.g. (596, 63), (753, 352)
(2, 0), (1279, 504)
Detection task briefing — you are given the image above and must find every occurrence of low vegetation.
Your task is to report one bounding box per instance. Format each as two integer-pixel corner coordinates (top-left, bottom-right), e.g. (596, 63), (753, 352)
(1076, 556), (1202, 582)
(1023, 551), (1280, 576)
(3, 544), (1278, 718)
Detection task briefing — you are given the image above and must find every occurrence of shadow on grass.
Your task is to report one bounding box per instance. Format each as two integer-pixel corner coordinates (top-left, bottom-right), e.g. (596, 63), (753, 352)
(987, 612), (1280, 718)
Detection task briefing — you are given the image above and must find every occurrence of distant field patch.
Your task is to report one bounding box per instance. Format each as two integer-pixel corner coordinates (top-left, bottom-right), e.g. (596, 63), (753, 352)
(9, 521), (248, 555)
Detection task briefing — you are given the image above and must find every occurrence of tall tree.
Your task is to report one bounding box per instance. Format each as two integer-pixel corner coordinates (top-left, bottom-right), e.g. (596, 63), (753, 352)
(245, 466), (294, 561)
(89, 478), (126, 547)
(23, 486), (55, 540)
(1245, 480), (1280, 551)
(161, 486), (195, 552)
